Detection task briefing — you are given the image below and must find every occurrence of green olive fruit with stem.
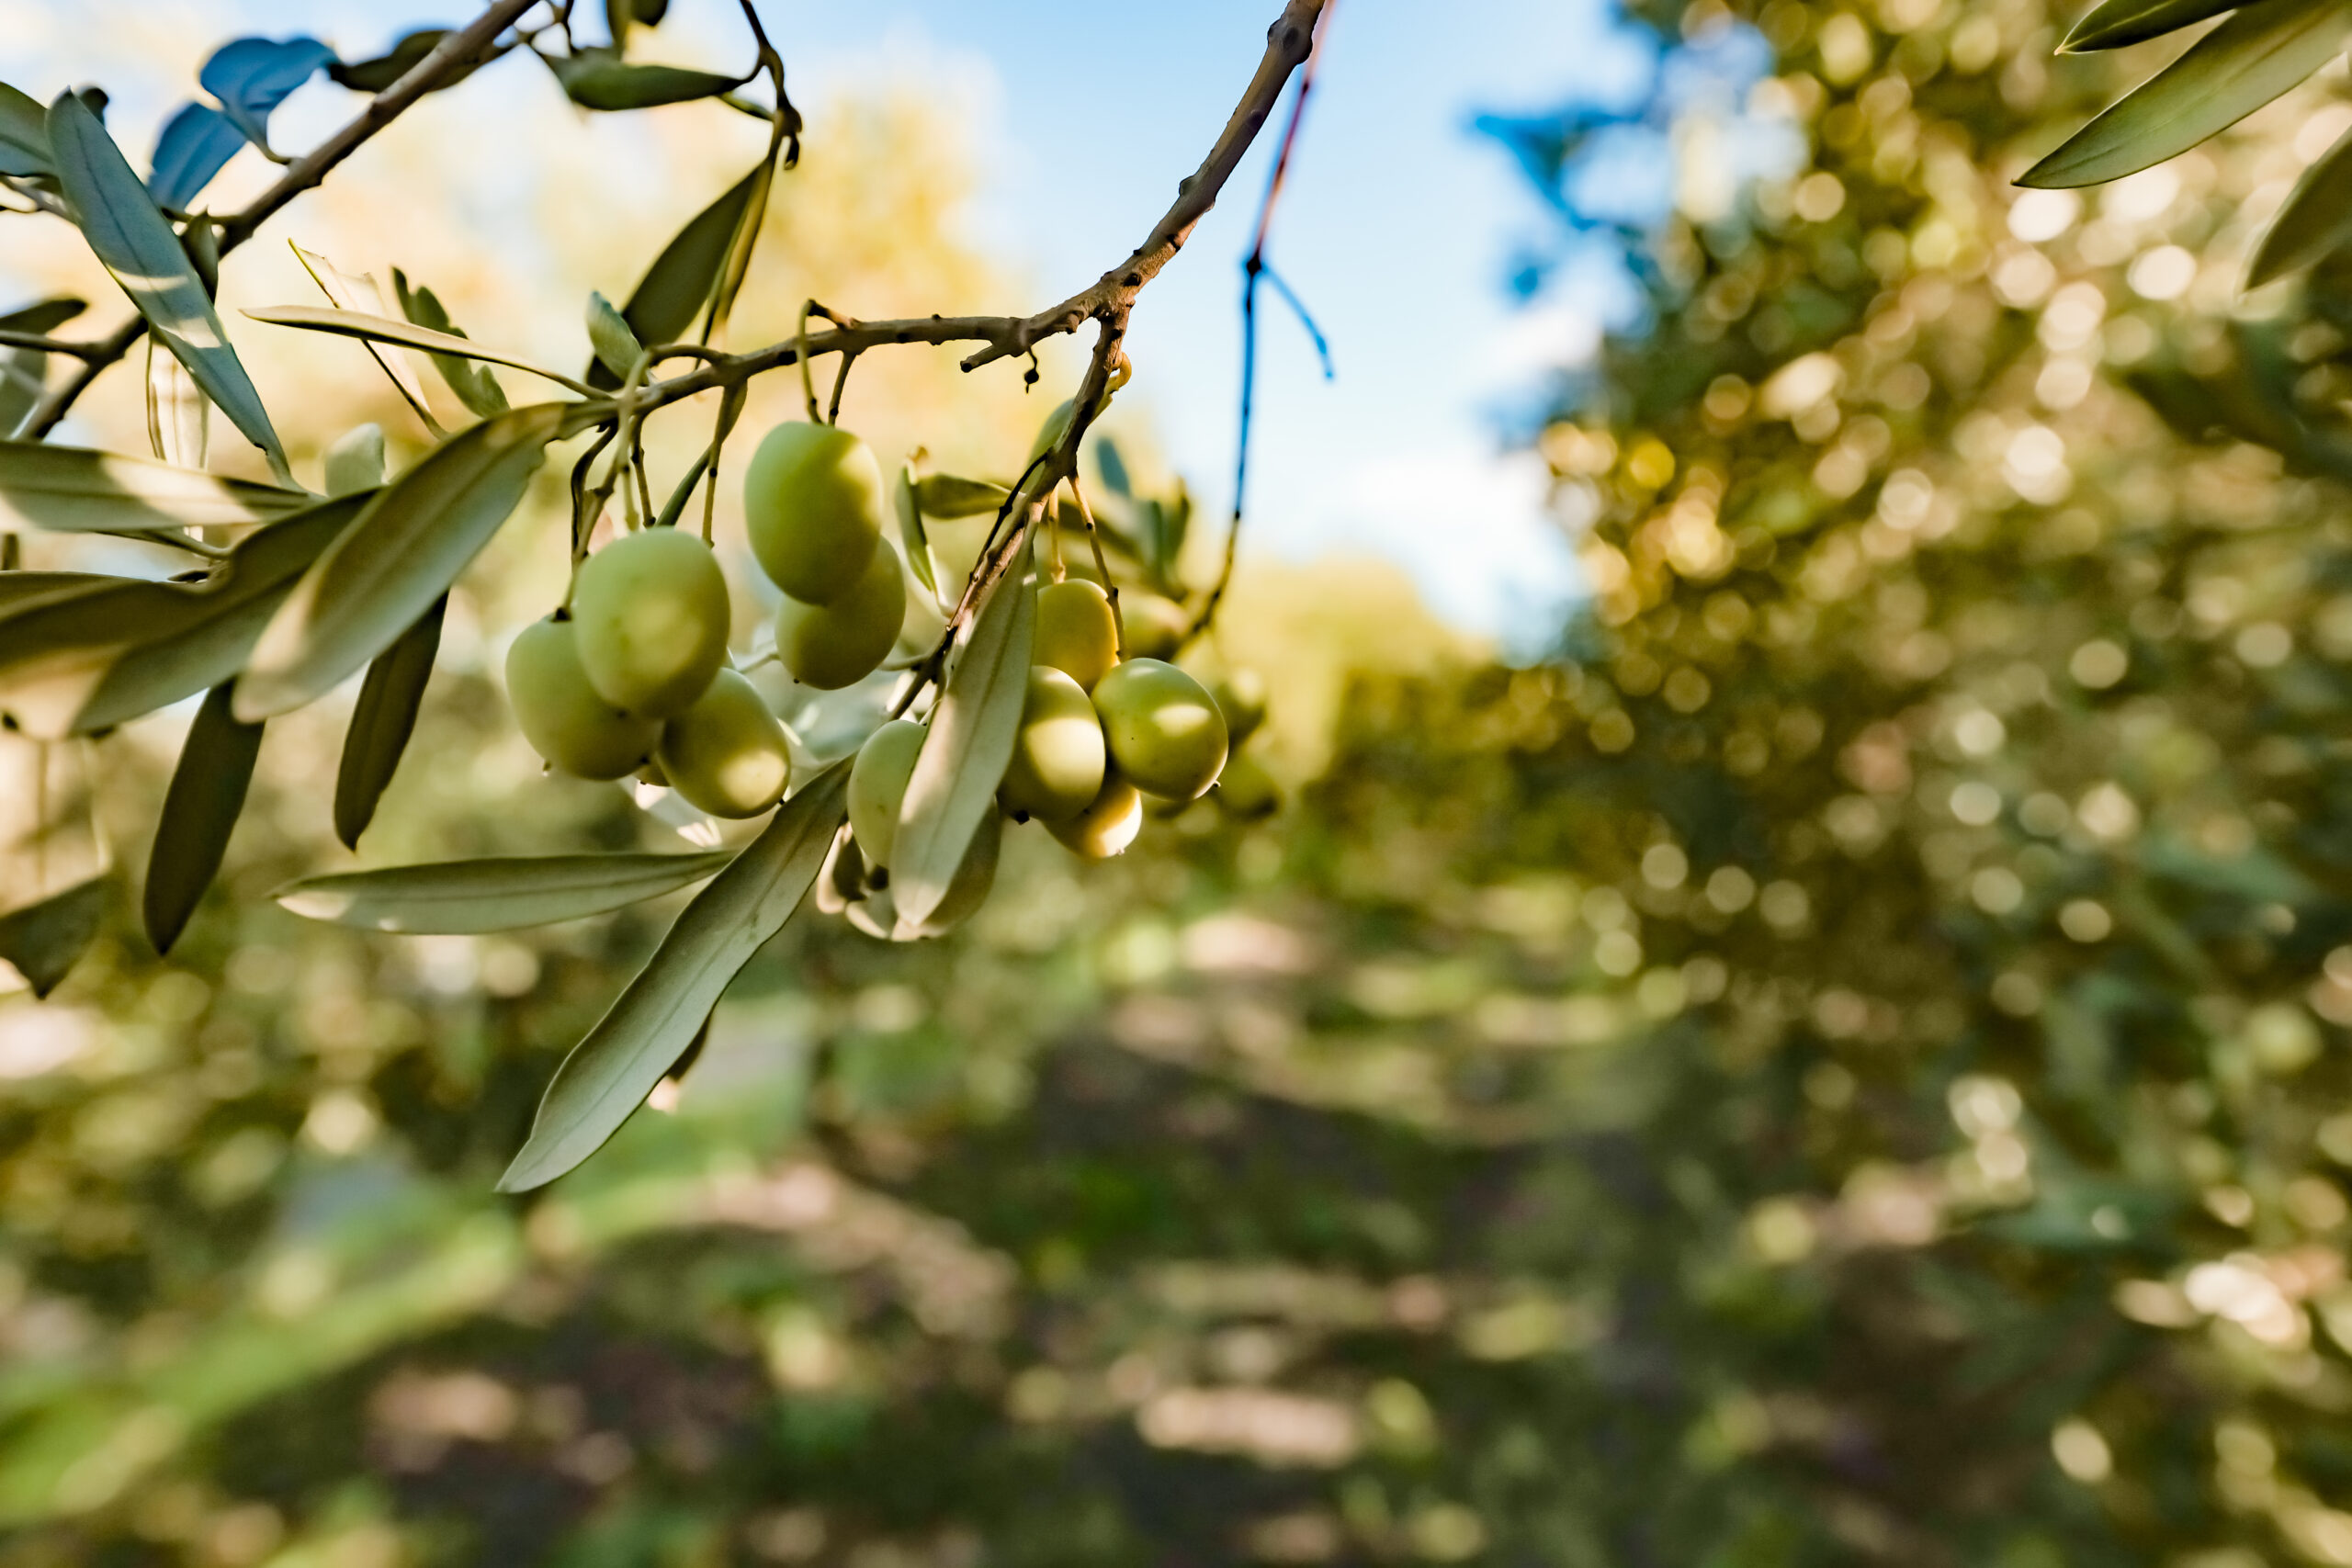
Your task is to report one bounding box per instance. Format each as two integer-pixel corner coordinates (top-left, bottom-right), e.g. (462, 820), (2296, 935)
(1119, 593), (1189, 661)
(1046, 770), (1143, 859)
(1035, 579), (1119, 693)
(743, 421), (884, 604)
(571, 528), (732, 718)
(999, 665), (1106, 822)
(848, 717), (926, 869)
(506, 617), (661, 780)
(1091, 658), (1227, 801)
(774, 540), (906, 690)
(1211, 667), (1268, 747)
(656, 667), (792, 818)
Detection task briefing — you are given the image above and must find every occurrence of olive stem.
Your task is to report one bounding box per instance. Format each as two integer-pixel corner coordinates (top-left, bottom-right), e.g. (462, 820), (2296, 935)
(1066, 475), (1125, 658)
(797, 299), (820, 424)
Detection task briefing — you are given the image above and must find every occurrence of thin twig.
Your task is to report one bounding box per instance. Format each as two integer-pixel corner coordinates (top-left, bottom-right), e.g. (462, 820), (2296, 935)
(1067, 475), (1126, 656)
(1186, 0), (1336, 649)
(0, 329), (103, 359)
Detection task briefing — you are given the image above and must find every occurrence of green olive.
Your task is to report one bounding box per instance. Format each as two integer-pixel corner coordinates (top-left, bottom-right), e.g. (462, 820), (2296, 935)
(571, 528), (732, 718)
(656, 667), (792, 818)
(848, 717), (926, 869)
(505, 617), (661, 780)
(1046, 770), (1143, 859)
(774, 541), (906, 690)
(1211, 667), (1268, 747)
(1091, 658), (1227, 801)
(1214, 752), (1280, 818)
(1119, 593), (1189, 661)
(1035, 579), (1119, 693)
(999, 665), (1106, 822)
(743, 422), (884, 604)
(322, 423), (385, 496)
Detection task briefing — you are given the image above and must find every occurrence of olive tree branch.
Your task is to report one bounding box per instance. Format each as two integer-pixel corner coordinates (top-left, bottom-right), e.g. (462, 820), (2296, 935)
(23, 0), (545, 440)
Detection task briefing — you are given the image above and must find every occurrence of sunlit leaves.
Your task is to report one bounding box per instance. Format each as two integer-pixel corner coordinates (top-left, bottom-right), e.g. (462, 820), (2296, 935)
(390, 272), (510, 418)
(243, 307), (584, 397)
(275, 850), (733, 933)
(235, 403), (564, 721)
(496, 766), (849, 1192)
(0, 442), (305, 533)
(2059, 0), (2239, 52)
(45, 93), (289, 481)
(2247, 120), (2352, 286)
(586, 166), (761, 389)
(890, 558), (1034, 931)
(143, 682), (262, 953)
(2021, 2), (2352, 189)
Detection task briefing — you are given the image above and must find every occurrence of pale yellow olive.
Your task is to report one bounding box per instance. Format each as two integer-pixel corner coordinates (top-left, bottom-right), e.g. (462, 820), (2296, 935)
(506, 617), (660, 780)
(848, 717), (927, 869)
(1211, 668), (1268, 747)
(774, 541), (906, 690)
(1214, 752), (1280, 819)
(571, 528), (731, 718)
(1035, 579), (1120, 693)
(1091, 658), (1227, 801)
(999, 665), (1106, 822)
(1119, 593), (1189, 661)
(1046, 770), (1144, 859)
(657, 668), (792, 818)
(743, 421), (884, 604)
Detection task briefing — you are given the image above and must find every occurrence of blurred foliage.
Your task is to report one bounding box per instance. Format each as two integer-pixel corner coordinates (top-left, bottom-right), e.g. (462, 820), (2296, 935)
(20, 0), (2352, 1564)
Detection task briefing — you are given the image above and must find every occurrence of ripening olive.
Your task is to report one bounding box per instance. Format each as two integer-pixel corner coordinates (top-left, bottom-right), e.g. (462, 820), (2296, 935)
(1119, 593), (1189, 661)
(657, 667), (792, 818)
(1214, 752), (1280, 819)
(571, 528), (732, 718)
(743, 422), (884, 604)
(848, 717), (927, 869)
(774, 540), (906, 690)
(1046, 770), (1143, 859)
(1035, 579), (1120, 693)
(1091, 658), (1227, 801)
(1211, 668), (1268, 747)
(999, 665), (1107, 822)
(506, 617), (661, 780)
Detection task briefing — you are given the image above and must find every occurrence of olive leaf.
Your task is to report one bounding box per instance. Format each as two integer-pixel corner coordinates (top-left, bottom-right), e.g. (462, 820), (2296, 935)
(0, 82), (52, 177)
(198, 36), (335, 151)
(891, 558), (1035, 931)
(328, 30), (475, 96)
(45, 93), (291, 484)
(546, 50), (749, 112)
(235, 402), (565, 721)
(914, 475), (1012, 519)
(0, 441), (305, 533)
(390, 272), (510, 417)
(0, 876), (109, 998)
(289, 245), (443, 434)
(143, 682), (262, 953)
(1094, 435), (1133, 498)
(584, 290), (643, 381)
(0, 490), (365, 738)
(276, 850), (734, 933)
(497, 764), (850, 1192)
(145, 336), (209, 468)
(333, 594), (444, 850)
(586, 165), (761, 389)
(2247, 119), (2352, 286)
(2060, 0), (2238, 52)
(148, 103), (243, 210)
(0, 571), (110, 612)
(243, 307), (586, 396)
(2020, 2), (2352, 189)
(894, 462), (938, 599)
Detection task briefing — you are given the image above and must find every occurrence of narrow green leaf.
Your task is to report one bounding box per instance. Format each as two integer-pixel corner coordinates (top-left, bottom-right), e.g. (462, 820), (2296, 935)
(328, 30), (468, 95)
(143, 682), (261, 953)
(290, 245), (443, 432)
(2061, 0), (2236, 52)
(277, 850), (733, 932)
(0, 299), (85, 334)
(0, 441), (305, 533)
(891, 560), (1035, 930)
(333, 594), (444, 850)
(243, 307), (585, 395)
(2021, 3), (2352, 189)
(2248, 118), (2352, 286)
(235, 403), (562, 721)
(1094, 435), (1133, 498)
(586, 166), (761, 390)
(497, 765), (850, 1192)
(390, 272), (511, 417)
(635, 0), (672, 24)
(0, 83), (52, 177)
(0, 571), (110, 611)
(0, 491), (364, 738)
(584, 289), (643, 381)
(0, 875), (108, 998)
(46, 94), (290, 480)
(894, 462), (937, 598)
(547, 50), (749, 112)
(605, 0), (636, 52)
(914, 474), (1012, 519)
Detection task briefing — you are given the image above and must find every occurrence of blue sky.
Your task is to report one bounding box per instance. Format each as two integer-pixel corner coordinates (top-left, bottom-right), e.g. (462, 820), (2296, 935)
(4, 0), (1657, 645)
